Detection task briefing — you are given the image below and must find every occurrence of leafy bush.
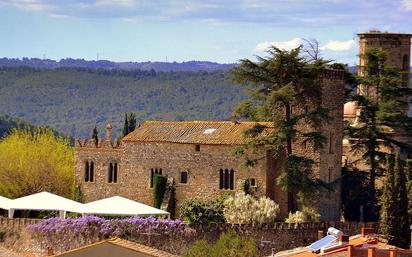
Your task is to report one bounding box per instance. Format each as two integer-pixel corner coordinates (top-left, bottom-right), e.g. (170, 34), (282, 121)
(223, 192), (279, 225)
(0, 128), (74, 198)
(285, 207), (321, 223)
(180, 197), (226, 224)
(184, 230), (257, 257)
(153, 174), (167, 208)
(0, 231), (6, 242)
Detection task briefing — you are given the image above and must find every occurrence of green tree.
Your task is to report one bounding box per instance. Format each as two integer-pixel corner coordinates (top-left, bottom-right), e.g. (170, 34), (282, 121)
(128, 113), (137, 133)
(0, 128), (74, 198)
(152, 174), (167, 209)
(380, 154), (409, 248)
(231, 46), (334, 211)
(122, 113), (129, 137)
(346, 48), (412, 220)
(91, 126), (98, 146)
(184, 231), (257, 257)
(122, 113), (137, 137)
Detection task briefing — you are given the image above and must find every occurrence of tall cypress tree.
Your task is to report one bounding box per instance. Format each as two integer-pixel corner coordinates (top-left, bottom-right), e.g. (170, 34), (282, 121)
(393, 154), (409, 248)
(122, 113), (129, 137)
(379, 156), (396, 243)
(380, 154), (410, 248)
(91, 126), (98, 146)
(128, 113), (137, 133)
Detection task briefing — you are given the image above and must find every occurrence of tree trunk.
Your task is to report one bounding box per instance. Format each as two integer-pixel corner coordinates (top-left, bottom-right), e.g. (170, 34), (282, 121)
(285, 103), (298, 212)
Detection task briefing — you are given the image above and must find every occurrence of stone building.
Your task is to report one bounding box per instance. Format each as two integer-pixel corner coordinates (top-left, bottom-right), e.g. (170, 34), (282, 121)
(75, 69), (345, 221)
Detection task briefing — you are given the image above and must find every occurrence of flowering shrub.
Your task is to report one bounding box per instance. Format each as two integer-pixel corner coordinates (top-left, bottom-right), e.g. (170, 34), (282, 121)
(223, 192), (279, 225)
(29, 216), (194, 251)
(180, 197), (226, 224)
(285, 207), (321, 223)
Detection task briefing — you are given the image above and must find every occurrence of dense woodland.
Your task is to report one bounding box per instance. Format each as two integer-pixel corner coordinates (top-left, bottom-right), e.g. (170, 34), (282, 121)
(0, 67), (247, 138)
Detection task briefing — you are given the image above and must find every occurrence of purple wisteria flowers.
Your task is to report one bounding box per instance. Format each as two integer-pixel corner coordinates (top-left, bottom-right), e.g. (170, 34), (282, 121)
(28, 216), (195, 251)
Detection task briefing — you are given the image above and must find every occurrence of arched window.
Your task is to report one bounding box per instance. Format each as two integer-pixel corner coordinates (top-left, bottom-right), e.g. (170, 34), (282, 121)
(219, 168), (235, 190)
(108, 162), (118, 183)
(84, 161), (89, 182)
(84, 161), (94, 182)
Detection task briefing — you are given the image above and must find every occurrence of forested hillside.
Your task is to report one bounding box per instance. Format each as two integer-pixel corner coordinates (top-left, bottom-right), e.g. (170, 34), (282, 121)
(0, 67), (246, 138)
(0, 115), (34, 139)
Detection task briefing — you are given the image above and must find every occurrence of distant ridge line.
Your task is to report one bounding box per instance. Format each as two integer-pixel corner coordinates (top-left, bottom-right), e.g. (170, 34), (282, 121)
(0, 58), (236, 72)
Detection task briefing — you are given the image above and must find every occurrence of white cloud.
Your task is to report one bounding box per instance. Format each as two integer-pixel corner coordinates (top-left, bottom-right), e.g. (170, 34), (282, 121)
(402, 0), (412, 11)
(254, 38), (304, 53)
(321, 39), (355, 51)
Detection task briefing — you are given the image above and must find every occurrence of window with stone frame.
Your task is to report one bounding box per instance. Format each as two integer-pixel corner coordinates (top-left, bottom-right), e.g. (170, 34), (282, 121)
(108, 162), (118, 183)
(219, 168), (234, 190)
(180, 171), (188, 184)
(84, 161), (94, 182)
(150, 168), (162, 188)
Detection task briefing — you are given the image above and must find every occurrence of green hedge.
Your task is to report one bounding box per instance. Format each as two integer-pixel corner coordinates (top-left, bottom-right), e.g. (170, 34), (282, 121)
(153, 174), (167, 209)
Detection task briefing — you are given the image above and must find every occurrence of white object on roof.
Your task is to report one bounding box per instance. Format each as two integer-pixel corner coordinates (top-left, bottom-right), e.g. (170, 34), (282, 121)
(0, 196), (13, 210)
(81, 196), (170, 217)
(308, 235), (338, 252)
(10, 191), (83, 215)
(203, 128), (216, 134)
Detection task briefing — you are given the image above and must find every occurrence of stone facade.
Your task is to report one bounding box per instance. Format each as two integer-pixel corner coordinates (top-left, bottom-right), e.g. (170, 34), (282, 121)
(75, 69), (345, 221)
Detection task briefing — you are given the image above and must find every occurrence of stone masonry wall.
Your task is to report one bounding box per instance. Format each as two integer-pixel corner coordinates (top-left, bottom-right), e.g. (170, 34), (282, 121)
(74, 146), (123, 203)
(292, 70), (345, 220)
(119, 142), (280, 218)
(75, 141), (284, 218)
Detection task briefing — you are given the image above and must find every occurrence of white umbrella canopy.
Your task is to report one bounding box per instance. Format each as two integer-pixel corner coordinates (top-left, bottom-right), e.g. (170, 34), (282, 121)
(0, 196), (13, 210)
(82, 196), (169, 217)
(10, 191), (83, 213)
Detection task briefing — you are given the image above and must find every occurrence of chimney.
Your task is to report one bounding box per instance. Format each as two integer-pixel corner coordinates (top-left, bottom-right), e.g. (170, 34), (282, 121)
(231, 112), (238, 124)
(339, 234), (349, 245)
(361, 227), (376, 237)
(106, 123), (112, 143)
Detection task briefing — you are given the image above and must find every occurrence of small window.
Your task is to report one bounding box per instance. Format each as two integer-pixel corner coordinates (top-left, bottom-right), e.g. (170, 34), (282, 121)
(250, 178), (256, 187)
(180, 171), (188, 184)
(219, 168), (235, 190)
(304, 105), (309, 114)
(84, 161), (94, 182)
(108, 162), (118, 183)
(150, 168), (163, 188)
(195, 144), (200, 152)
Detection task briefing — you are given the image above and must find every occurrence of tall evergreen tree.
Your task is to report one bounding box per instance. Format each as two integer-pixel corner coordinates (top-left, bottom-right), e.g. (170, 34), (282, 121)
(122, 113), (129, 137)
(231, 46), (334, 211)
(91, 126), (98, 146)
(393, 154), (409, 248)
(380, 154), (410, 248)
(128, 113), (137, 133)
(346, 48), (412, 220)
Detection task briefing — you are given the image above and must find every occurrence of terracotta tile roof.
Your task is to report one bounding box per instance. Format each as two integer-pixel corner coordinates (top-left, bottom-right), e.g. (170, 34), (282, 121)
(108, 238), (180, 257)
(52, 237), (180, 257)
(122, 121), (274, 145)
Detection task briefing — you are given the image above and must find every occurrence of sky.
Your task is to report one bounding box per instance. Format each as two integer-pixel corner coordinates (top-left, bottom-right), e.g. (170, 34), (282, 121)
(0, 0), (411, 64)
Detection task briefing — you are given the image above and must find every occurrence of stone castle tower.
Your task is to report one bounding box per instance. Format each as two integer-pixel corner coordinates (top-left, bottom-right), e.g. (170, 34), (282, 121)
(357, 32), (411, 108)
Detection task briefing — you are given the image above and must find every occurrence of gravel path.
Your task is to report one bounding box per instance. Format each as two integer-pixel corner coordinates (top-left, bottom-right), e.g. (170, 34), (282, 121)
(0, 247), (23, 257)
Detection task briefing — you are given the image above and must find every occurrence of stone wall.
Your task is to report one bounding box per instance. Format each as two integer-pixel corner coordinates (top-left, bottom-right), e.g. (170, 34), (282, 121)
(1, 218), (377, 257)
(292, 70), (346, 220)
(75, 141), (282, 218)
